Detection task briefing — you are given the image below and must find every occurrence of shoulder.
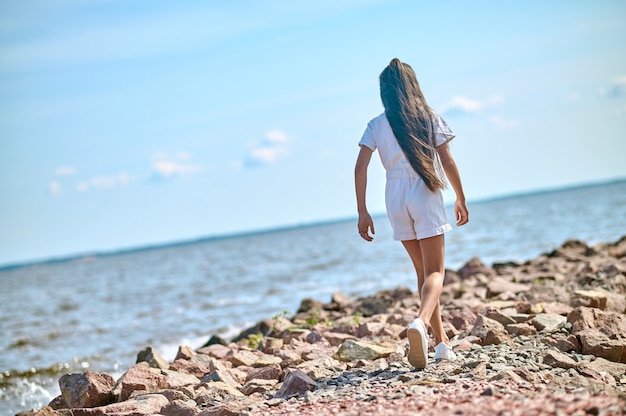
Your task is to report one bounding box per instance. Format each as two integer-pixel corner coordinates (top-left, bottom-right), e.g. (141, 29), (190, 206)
(367, 112), (389, 130)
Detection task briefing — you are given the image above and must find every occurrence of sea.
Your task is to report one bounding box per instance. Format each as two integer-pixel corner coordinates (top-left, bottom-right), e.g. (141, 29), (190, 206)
(1, 179), (625, 415)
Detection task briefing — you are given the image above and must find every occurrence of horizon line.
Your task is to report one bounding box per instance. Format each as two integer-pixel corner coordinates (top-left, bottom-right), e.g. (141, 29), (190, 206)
(1, 176), (624, 271)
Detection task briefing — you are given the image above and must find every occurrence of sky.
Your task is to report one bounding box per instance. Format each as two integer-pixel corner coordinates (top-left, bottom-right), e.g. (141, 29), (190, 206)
(1, 0), (625, 266)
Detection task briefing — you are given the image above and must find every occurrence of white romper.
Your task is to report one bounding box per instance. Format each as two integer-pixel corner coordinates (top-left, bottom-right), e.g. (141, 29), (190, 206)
(358, 111), (456, 241)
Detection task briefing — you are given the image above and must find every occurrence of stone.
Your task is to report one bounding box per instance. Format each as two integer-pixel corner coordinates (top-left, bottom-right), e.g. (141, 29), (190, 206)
(160, 399), (200, 416)
(112, 364), (169, 402)
(331, 291), (352, 309)
(531, 313), (567, 333)
(231, 350), (259, 367)
(199, 335), (227, 348)
(334, 339), (396, 362)
(67, 394), (169, 416)
(204, 368), (242, 390)
(260, 337), (284, 354)
(244, 364), (283, 382)
(48, 394), (68, 410)
(169, 358), (210, 379)
(470, 315), (514, 346)
(298, 298), (325, 313)
(355, 322), (387, 338)
(354, 295), (393, 317)
(323, 332), (357, 347)
(541, 349), (578, 369)
(176, 345), (197, 361)
(577, 329), (626, 363)
(568, 306), (626, 338)
(59, 372), (115, 409)
(273, 369), (316, 399)
(194, 381), (244, 406)
(253, 352), (283, 367)
(196, 344), (232, 360)
(571, 289), (608, 310)
(161, 369), (201, 389)
(579, 357), (626, 380)
(483, 307), (517, 326)
(506, 323), (537, 337)
(486, 277), (531, 298)
(136, 346), (170, 370)
(458, 257), (494, 279)
(442, 307), (477, 332)
(241, 378), (278, 395)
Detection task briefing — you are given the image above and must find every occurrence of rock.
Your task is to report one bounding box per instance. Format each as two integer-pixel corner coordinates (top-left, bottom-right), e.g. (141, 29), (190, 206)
(470, 315), (514, 346)
(59, 371), (115, 409)
(323, 332), (357, 347)
(483, 307), (517, 326)
(442, 307), (477, 332)
(112, 364), (169, 402)
(15, 406), (57, 416)
(204, 368), (242, 390)
(48, 394), (68, 410)
(231, 350), (259, 367)
(241, 379), (278, 395)
(169, 358), (210, 379)
(458, 257), (494, 279)
(136, 346), (170, 370)
(260, 337), (284, 354)
(354, 295), (392, 317)
(199, 335), (228, 348)
(568, 307), (626, 338)
(231, 320), (271, 343)
(579, 357), (626, 380)
(577, 329), (626, 363)
(194, 381), (244, 406)
(161, 369), (201, 389)
(541, 349), (578, 369)
(68, 394), (169, 416)
(196, 344), (232, 361)
(571, 289), (608, 310)
(175, 345), (196, 361)
(355, 322), (387, 338)
(486, 277), (531, 298)
(160, 399), (200, 416)
(334, 339), (396, 362)
(273, 369), (316, 399)
(331, 291), (352, 309)
(298, 298), (325, 313)
(531, 313), (567, 333)
(506, 323), (537, 337)
(244, 364), (283, 382)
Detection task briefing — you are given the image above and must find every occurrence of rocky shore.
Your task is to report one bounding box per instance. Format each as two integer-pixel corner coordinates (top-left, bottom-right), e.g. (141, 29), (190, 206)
(18, 237), (626, 416)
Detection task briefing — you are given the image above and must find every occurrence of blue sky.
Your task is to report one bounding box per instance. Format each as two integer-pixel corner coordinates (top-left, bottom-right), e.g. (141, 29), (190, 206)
(1, 0), (625, 266)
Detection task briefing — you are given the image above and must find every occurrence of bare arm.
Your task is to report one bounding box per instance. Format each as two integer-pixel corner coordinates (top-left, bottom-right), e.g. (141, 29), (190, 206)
(437, 142), (469, 226)
(355, 145), (375, 241)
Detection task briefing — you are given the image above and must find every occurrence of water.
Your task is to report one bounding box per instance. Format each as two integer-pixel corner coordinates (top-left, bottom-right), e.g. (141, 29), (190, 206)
(1, 180), (625, 414)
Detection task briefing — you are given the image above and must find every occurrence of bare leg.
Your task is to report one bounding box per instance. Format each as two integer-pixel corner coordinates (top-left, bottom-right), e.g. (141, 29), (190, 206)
(401, 236), (449, 345)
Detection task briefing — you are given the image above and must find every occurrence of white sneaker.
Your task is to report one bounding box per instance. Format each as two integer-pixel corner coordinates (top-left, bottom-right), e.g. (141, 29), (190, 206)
(407, 318), (428, 369)
(434, 342), (457, 361)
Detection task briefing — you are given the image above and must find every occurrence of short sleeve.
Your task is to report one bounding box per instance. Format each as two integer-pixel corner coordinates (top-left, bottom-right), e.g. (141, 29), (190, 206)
(433, 112), (455, 147)
(358, 121), (377, 151)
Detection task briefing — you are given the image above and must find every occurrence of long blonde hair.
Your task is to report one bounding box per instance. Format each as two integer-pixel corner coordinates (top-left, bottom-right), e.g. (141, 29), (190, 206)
(379, 58), (445, 192)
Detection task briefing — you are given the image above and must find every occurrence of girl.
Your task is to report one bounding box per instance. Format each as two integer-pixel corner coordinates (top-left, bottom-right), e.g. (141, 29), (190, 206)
(354, 58), (469, 369)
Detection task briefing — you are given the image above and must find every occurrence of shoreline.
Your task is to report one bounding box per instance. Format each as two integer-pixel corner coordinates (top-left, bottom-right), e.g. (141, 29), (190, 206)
(16, 235), (626, 416)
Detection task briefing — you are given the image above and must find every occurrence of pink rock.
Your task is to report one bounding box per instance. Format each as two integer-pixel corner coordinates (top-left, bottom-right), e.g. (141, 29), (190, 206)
(541, 349), (578, 369)
(441, 307), (477, 332)
(59, 371), (115, 409)
(577, 329), (626, 363)
(175, 345), (196, 361)
(273, 369), (316, 399)
(323, 332), (357, 347)
(241, 379), (278, 395)
(486, 277), (531, 298)
(568, 306), (626, 340)
(196, 344), (233, 361)
(169, 358), (210, 379)
(68, 393), (169, 416)
(506, 323), (537, 337)
(244, 364), (283, 382)
(458, 257), (495, 279)
(470, 315), (513, 346)
(160, 399), (200, 416)
(113, 365), (169, 402)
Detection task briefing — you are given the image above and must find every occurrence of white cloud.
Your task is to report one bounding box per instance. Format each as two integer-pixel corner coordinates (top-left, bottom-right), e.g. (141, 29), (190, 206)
(55, 166), (77, 176)
(50, 181), (61, 196)
(599, 76), (626, 98)
(490, 115), (521, 130)
(150, 151), (202, 180)
(75, 172), (129, 191)
(441, 94), (504, 116)
(244, 130), (292, 168)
